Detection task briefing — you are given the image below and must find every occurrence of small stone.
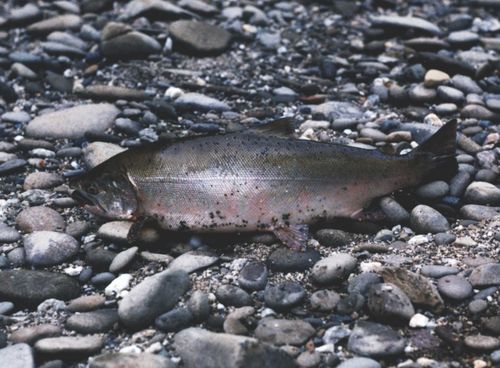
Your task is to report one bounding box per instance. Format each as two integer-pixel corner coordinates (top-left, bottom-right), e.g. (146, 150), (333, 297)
(415, 181), (449, 199)
(0, 223), (21, 243)
(464, 335), (500, 351)
(23, 172), (63, 190)
(155, 308), (193, 332)
(379, 197), (410, 224)
(104, 274), (132, 297)
(109, 246), (138, 273)
(469, 299), (488, 314)
(347, 321), (406, 357)
(174, 93), (230, 112)
(169, 251), (218, 273)
(169, 20), (232, 56)
(10, 325), (62, 344)
(469, 264), (500, 287)
(24, 231), (79, 267)
(315, 229), (351, 247)
(434, 233), (456, 245)
(421, 265), (459, 278)
(66, 309), (119, 334)
(187, 291), (210, 322)
(255, 319), (315, 346)
(465, 182), (500, 205)
(310, 290), (340, 312)
(16, 206), (65, 233)
(215, 285), (252, 307)
(68, 295), (106, 312)
(34, 335), (105, 357)
(366, 283), (415, 321)
(348, 272), (382, 296)
(0, 344), (35, 368)
(267, 248), (321, 272)
(424, 69), (450, 87)
(460, 205), (500, 221)
(311, 253), (357, 284)
(224, 306), (255, 335)
(437, 86), (464, 103)
(238, 261), (268, 291)
(409, 313), (429, 328)
(437, 275), (473, 300)
(264, 282), (305, 311)
(410, 205), (450, 234)
(296, 351), (321, 368)
(453, 236), (477, 247)
(451, 75), (483, 94)
(409, 84), (437, 103)
(337, 357), (381, 368)
(89, 352), (175, 368)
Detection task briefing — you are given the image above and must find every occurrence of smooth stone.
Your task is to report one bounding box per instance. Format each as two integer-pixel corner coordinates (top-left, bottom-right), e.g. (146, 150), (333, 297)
(34, 335), (105, 357)
(91, 272), (115, 287)
(0, 159), (27, 175)
(267, 248), (321, 272)
(315, 229), (351, 247)
(174, 93), (230, 112)
(65, 221), (90, 239)
(0, 223), (21, 243)
(464, 335), (500, 351)
(0, 270), (80, 306)
(370, 15), (443, 35)
(24, 231), (79, 267)
(421, 265), (460, 278)
(424, 69), (450, 87)
(310, 289), (340, 311)
(8, 247), (25, 267)
(437, 275), (473, 300)
(187, 290), (210, 322)
(169, 251), (218, 273)
(75, 85), (148, 101)
(255, 319), (315, 346)
(173, 327), (296, 368)
(449, 171), (472, 197)
(2, 111), (31, 124)
(451, 75), (483, 94)
(10, 325), (62, 344)
(409, 84), (437, 103)
(410, 205), (450, 234)
(437, 86), (464, 103)
(26, 104), (120, 139)
(469, 299), (488, 314)
(104, 274), (132, 297)
(264, 281), (305, 311)
(215, 285), (252, 307)
(100, 22), (161, 59)
(27, 15), (82, 34)
(311, 253), (357, 284)
(122, 0), (194, 19)
(435, 103), (458, 115)
(155, 308), (193, 332)
(82, 142), (127, 169)
(482, 316), (500, 335)
(68, 295), (106, 312)
(469, 264), (500, 287)
(118, 269), (190, 330)
(0, 301), (14, 315)
(0, 344), (35, 368)
(434, 233), (456, 245)
(169, 20), (232, 56)
(348, 272), (382, 296)
(308, 101), (363, 121)
(89, 352), (175, 368)
(347, 321), (406, 357)
(337, 357), (381, 368)
(66, 309), (119, 333)
(415, 181), (449, 199)
(86, 247), (117, 272)
(109, 247), (138, 273)
(366, 283), (415, 321)
(379, 197), (410, 224)
(238, 261), (268, 291)
(16, 206), (65, 233)
(409, 313), (429, 328)
(460, 205), (500, 220)
(464, 182), (500, 205)
(23, 172), (63, 190)
(461, 105), (497, 121)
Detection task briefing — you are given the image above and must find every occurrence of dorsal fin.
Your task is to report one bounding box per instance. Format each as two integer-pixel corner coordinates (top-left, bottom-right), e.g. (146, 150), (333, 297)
(250, 117), (295, 138)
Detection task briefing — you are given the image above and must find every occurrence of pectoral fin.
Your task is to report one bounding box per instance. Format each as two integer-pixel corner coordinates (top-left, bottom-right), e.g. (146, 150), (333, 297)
(273, 224), (309, 251)
(127, 216), (148, 244)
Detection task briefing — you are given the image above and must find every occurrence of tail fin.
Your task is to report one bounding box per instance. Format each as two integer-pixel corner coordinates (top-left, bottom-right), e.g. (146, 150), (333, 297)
(415, 119), (458, 181)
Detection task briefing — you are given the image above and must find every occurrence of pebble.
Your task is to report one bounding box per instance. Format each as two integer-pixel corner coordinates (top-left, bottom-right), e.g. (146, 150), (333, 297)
(469, 299), (488, 314)
(469, 263), (500, 287)
(451, 75), (483, 94)
(460, 205), (500, 220)
(174, 93), (230, 112)
(215, 285), (252, 307)
(104, 274), (132, 297)
(434, 233), (456, 245)
(66, 309), (118, 334)
(187, 291), (210, 322)
(437, 86), (464, 103)
(347, 321), (406, 357)
(264, 281), (305, 310)
(415, 181), (449, 199)
(23, 231), (79, 267)
(0, 223), (21, 243)
(315, 229), (351, 247)
(311, 253), (357, 284)
(337, 357), (381, 368)
(424, 69), (450, 87)
(10, 325), (62, 344)
(464, 335), (500, 351)
(409, 313), (429, 328)
(0, 159), (27, 175)
(89, 352), (175, 368)
(26, 104), (120, 139)
(23, 172), (63, 190)
(16, 206), (65, 233)
(267, 247), (321, 272)
(155, 308), (193, 332)
(421, 265), (459, 278)
(0, 270), (80, 306)
(437, 275), (473, 300)
(370, 15), (443, 36)
(348, 272), (382, 296)
(410, 205), (450, 234)
(255, 319), (315, 346)
(310, 290), (340, 312)
(379, 197), (410, 224)
(0, 344), (35, 368)
(118, 269), (190, 330)
(174, 328), (295, 367)
(27, 15), (82, 34)
(238, 261), (268, 291)
(68, 295), (106, 312)
(169, 20), (232, 56)
(35, 335), (105, 357)
(366, 283), (415, 321)
(168, 251), (219, 273)
(464, 182), (500, 205)
(109, 246), (138, 273)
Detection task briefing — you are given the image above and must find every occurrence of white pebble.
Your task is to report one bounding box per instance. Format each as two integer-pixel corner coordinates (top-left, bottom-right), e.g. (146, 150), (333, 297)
(119, 345), (142, 354)
(104, 273), (132, 297)
(409, 313), (429, 328)
(359, 261), (382, 273)
(408, 234), (430, 246)
(165, 86), (184, 100)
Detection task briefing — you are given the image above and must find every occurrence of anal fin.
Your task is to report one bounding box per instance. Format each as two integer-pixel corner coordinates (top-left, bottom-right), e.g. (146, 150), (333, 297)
(273, 225), (309, 251)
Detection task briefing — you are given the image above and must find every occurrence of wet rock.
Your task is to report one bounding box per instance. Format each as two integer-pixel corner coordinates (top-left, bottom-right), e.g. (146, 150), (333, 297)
(109, 246), (138, 273)
(215, 285), (252, 307)
(255, 319), (315, 346)
(409, 84), (437, 103)
(0, 159), (27, 175)
(27, 15), (82, 34)
(460, 205), (500, 220)
(0, 344), (34, 368)
(379, 197), (410, 224)
(464, 335), (500, 351)
(238, 261), (268, 291)
(169, 20), (232, 56)
(264, 282), (305, 311)
(421, 265), (460, 278)
(437, 86), (464, 103)
(173, 328), (296, 368)
(348, 272), (382, 296)
(89, 352), (175, 368)
(469, 264), (500, 287)
(434, 233), (456, 245)
(469, 299), (487, 314)
(68, 295), (106, 312)
(23, 172), (63, 190)
(451, 75), (483, 94)
(35, 335), (105, 357)
(0, 270), (80, 306)
(187, 291), (210, 322)
(366, 283), (415, 321)
(26, 104), (119, 139)
(118, 269), (190, 330)
(415, 181), (449, 199)
(0, 223), (21, 243)
(16, 206), (65, 233)
(370, 15), (443, 35)
(310, 289), (340, 311)
(347, 321), (406, 357)
(10, 325), (62, 344)
(315, 229), (351, 247)
(174, 93), (230, 112)
(308, 101), (363, 121)
(169, 251), (218, 273)
(75, 85), (148, 101)
(437, 275), (473, 300)
(311, 253), (357, 284)
(24, 231), (79, 267)
(155, 308), (193, 332)
(267, 248), (321, 272)
(122, 0), (194, 19)
(424, 69), (450, 87)
(65, 309), (118, 334)
(100, 22), (161, 60)
(461, 105), (497, 121)
(464, 182), (500, 205)
(410, 205), (450, 233)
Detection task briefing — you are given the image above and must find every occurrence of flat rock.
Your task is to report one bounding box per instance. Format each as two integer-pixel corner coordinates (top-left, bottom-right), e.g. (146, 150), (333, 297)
(66, 309), (119, 334)
(410, 205), (450, 234)
(26, 104), (120, 139)
(118, 269), (190, 330)
(366, 283), (415, 321)
(255, 319), (315, 346)
(421, 265), (460, 278)
(123, 0), (195, 19)
(464, 335), (500, 351)
(101, 22), (161, 60)
(174, 93), (230, 112)
(27, 15), (82, 34)
(10, 325), (62, 344)
(169, 20), (232, 56)
(174, 327), (296, 368)
(16, 206), (65, 233)
(337, 357), (381, 368)
(169, 251), (218, 273)
(75, 85), (148, 101)
(311, 253), (357, 284)
(68, 295), (106, 312)
(23, 172), (63, 190)
(464, 182), (500, 205)
(347, 321), (406, 357)
(0, 270), (80, 306)
(437, 275), (473, 300)
(370, 15), (443, 36)
(264, 281), (305, 311)
(34, 335), (105, 357)
(266, 247), (321, 272)
(309, 101), (363, 121)
(469, 263), (500, 287)
(109, 246), (138, 273)
(0, 344), (35, 368)
(24, 231), (79, 267)
(460, 205), (500, 220)
(89, 352), (175, 368)
(238, 261), (268, 291)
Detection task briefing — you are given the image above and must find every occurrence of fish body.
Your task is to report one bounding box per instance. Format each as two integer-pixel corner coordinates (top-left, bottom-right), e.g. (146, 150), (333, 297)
(72, 120), (457, 249)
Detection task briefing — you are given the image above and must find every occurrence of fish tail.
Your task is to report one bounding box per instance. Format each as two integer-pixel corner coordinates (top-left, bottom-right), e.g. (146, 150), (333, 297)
(415, 119), (458, 181)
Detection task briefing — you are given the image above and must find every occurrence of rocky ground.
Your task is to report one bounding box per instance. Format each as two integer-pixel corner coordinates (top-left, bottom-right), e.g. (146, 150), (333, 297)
(0, 0), (499, 367)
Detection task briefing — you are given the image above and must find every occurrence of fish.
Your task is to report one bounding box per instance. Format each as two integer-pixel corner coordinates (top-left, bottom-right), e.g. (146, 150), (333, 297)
(71, 118), (457, 250)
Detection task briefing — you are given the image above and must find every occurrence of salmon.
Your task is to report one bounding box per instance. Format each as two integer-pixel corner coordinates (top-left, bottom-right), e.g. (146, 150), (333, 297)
(71, 119), (457, 249)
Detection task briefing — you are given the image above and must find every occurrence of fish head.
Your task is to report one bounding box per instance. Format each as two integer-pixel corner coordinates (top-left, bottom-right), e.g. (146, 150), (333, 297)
(71, 167), (138, 220)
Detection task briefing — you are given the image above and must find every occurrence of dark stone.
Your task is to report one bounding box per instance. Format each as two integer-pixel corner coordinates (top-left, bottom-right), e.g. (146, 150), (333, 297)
(267, 248), (321, 272)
